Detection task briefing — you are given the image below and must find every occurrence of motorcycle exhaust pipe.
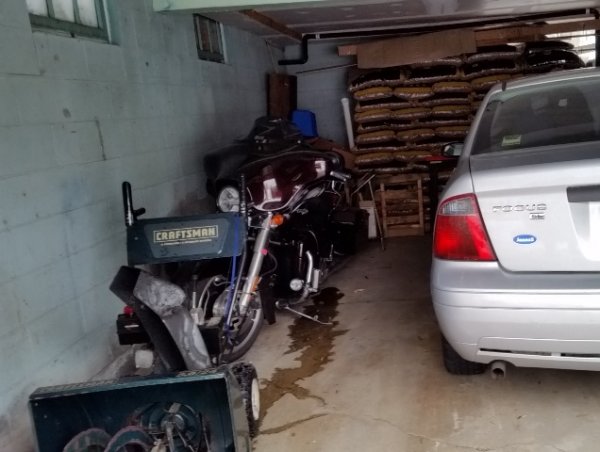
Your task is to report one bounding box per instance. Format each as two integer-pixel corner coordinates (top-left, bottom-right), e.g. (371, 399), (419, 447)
(312, 269), (320, 290)
(297, 251), (315, 303)
(491, 361), (507, 380)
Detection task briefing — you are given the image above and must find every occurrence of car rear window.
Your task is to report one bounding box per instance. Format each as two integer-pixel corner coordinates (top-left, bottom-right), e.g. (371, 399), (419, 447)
(471, 77), (600, 155)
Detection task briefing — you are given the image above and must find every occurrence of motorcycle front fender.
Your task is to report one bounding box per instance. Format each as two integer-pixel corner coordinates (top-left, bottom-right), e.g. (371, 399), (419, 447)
(259, 276), (277, 325)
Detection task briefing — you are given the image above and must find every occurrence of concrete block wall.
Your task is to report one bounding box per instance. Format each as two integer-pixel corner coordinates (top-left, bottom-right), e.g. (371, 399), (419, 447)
(0, 0), (280, 449)
(284, 41), (355, 145)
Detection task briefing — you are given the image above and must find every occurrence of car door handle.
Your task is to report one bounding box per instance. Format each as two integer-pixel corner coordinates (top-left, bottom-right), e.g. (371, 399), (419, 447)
(567, 185), (600, 203)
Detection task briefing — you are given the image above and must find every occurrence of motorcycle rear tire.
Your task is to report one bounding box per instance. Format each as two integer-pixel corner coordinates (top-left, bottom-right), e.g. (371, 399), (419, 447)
(221, 303), (264, 363)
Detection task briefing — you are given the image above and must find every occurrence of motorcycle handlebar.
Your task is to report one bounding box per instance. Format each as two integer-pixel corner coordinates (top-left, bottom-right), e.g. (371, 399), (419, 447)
(330, 170), (351, 182)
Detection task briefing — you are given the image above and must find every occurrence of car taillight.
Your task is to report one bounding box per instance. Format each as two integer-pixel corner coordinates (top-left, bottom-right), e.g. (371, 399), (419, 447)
(433, 193), (496, 261)
(123, 305), (134, 316)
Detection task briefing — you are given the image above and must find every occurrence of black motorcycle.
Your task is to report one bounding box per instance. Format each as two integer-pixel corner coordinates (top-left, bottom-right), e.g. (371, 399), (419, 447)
(112, 118), (366, 370)
(207, 117), (367, 324)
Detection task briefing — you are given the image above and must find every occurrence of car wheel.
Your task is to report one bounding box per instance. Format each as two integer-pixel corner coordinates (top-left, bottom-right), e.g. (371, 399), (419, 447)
(441, 336), (487, 375)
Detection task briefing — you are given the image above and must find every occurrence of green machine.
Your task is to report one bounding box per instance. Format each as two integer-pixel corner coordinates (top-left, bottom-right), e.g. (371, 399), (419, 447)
(29, 182), (263, 451)
(29, 367), (253, 451)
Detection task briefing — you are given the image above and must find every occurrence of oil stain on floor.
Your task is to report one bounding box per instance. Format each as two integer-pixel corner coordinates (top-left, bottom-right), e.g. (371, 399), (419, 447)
(259, 288), (347, 423)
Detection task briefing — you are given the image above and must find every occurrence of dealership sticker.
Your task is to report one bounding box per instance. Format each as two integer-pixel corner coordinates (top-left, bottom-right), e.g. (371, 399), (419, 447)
(502, 134), (522, 147)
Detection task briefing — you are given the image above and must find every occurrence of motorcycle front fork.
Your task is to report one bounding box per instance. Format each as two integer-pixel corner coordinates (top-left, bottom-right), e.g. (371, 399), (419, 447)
(237, 213), (273, 316)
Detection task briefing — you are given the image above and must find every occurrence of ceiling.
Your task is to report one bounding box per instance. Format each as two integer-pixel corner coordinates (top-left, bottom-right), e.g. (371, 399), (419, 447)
(155, 0), (600, 48)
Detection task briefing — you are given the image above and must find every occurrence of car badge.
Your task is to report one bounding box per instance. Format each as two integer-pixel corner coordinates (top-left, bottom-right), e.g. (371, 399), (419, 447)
(513, 234), (537, 244)
(529, 213), (545, 221)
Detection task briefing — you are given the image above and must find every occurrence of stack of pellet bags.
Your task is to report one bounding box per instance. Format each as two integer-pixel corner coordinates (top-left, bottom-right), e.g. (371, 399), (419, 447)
(350, 41), (585, 174)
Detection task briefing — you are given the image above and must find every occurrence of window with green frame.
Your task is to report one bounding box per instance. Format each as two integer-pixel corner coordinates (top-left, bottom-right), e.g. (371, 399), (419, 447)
(26, 0), (108, 40)
(193, 14), (226, 63)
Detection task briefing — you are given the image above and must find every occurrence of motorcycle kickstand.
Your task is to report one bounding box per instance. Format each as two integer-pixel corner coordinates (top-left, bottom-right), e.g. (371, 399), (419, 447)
(278, 302), (333, 326)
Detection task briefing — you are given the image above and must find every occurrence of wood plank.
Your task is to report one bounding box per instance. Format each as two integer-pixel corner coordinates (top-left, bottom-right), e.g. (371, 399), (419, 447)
(386, 225), (425, 237)
(268, 73), (297, 118)
(380, 182), (388, 237)
(475, 19), (600, 46)
(241, 9), (302, 41)
(377, 191), (418, 201)
(378, 174), (422, 185)
(339, 29), (476, 59)
(356, 29), (476, 69)
(380, 175), (426, 237)
(417, 178), (424, 230)
(386, 215), (422, 225)
(338, 44), (357, 56)
(338, 18), (600, 61)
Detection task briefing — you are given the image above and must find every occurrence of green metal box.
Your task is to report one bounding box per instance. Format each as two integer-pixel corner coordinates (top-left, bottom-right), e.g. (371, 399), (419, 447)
(29, 368), (251, 452)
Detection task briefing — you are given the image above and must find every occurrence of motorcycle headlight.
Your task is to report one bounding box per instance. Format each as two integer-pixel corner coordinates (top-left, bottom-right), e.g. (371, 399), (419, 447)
(217, 186), (240, 212)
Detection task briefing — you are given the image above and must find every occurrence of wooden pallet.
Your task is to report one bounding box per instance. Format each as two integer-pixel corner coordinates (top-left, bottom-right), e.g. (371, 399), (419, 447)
(378, 174), (424, 237)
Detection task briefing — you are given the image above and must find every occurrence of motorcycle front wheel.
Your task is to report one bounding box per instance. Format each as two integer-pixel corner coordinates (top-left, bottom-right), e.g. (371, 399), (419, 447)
(221, 297), (264, 363)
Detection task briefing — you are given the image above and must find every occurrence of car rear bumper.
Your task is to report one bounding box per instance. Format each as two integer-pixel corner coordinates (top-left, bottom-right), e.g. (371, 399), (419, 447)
(431, 259), (600, 370)
(433, 298), (600, 370)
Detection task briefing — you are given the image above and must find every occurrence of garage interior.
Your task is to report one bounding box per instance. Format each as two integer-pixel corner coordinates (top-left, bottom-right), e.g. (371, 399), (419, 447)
(3, 0), (600, 450)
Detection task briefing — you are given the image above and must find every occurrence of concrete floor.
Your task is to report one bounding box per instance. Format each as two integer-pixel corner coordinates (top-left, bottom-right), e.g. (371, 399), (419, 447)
(245, 237), (600, 452)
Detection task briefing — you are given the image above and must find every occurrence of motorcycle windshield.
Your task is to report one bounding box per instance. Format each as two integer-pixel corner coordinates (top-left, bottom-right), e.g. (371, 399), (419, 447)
(245, 153), (333, 212)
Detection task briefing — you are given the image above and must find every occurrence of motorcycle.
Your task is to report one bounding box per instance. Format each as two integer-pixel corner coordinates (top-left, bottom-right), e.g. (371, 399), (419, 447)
(208, 117), (367, 324)
(112, 118), (366, 367)
(104, 119), (365, 449)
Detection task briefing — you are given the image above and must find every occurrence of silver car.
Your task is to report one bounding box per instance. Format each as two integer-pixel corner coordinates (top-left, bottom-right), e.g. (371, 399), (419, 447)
(431, 68), (600, 374)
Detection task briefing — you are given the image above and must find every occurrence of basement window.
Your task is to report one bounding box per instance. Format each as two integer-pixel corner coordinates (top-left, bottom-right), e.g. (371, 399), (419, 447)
(193, 15), (226, 63)
(26, 0), (108, 40)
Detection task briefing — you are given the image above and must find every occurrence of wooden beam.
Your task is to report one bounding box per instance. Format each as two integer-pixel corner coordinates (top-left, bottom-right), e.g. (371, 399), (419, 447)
(357, 29), (476, 68)
(338, 44), (358, 57)
(475, 19), (600, 46)
(241, 9), (302, 41)
(338, 18), (600, 59)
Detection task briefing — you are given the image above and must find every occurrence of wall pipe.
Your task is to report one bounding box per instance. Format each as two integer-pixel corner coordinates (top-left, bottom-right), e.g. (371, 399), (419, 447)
(279, 33), (313, 65)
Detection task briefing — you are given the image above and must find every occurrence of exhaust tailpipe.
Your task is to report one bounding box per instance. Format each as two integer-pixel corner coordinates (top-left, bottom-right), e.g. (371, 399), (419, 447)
(490, 361), (507, 380)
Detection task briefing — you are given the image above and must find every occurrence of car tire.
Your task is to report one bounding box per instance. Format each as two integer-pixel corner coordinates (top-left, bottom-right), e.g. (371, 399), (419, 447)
(441, 336), (487, 375)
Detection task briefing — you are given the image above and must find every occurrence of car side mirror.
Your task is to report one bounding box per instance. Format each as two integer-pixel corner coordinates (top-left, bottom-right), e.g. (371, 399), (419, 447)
(442, 142), (464, 157)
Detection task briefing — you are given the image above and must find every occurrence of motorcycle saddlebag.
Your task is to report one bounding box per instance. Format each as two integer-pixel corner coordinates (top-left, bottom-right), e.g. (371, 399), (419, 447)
(332, 207), (369, 255)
